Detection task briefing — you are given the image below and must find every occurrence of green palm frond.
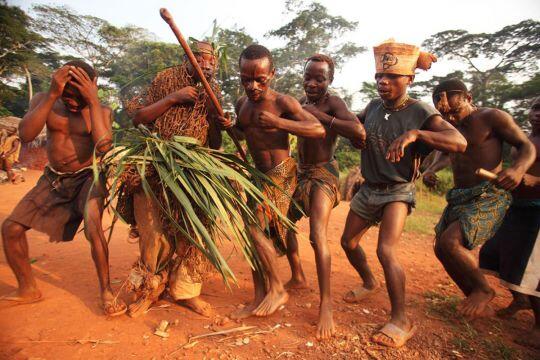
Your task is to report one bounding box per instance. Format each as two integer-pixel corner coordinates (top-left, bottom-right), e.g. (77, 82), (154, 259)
(95, 126), (295, 287)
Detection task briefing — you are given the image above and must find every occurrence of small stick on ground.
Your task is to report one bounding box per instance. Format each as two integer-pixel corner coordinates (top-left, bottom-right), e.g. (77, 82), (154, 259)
(167, 325), (257, 357)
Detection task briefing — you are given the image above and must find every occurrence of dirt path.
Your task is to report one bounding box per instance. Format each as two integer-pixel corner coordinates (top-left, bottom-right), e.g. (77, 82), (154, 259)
(0, 171), (537, 359)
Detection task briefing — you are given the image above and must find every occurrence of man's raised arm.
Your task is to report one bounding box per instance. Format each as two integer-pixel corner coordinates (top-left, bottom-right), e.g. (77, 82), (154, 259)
(19, 66), (71, 143)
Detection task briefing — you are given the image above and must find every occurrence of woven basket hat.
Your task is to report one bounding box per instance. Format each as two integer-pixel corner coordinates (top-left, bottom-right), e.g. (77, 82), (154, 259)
(374, 39), (437, 75)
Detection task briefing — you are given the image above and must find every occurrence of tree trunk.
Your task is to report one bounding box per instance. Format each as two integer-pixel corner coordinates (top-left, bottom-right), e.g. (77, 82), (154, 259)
(23, 65), (33, 105)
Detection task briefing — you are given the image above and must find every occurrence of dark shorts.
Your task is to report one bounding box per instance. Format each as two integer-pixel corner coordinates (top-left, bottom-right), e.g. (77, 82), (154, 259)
(349, 182), (415, 224)
(480, 200), (540, 297)
(7, 166), (106, 242)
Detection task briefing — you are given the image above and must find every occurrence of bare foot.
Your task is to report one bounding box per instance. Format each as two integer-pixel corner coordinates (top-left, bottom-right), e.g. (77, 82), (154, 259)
(177, 296), (213, 317)
(253, 290), (289, 317)
(230, 300), (261, 320)
(285, 277), (309, 290)
(316, 301), (336, 340)
(515, 327), (540, 349)
(102, 291), (127, 317)
(128, 283), (166, 318)
(497, 295), (530, 318)
(343, 281), (379, 303)
(459, 288), (495, 318)
(0, 288), (42, 308)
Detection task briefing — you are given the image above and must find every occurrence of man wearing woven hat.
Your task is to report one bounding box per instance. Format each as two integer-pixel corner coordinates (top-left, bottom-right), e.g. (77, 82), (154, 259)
(339, 40), (467, 348)
(422, 79), (535, 319)
(123, 40), (225, 318)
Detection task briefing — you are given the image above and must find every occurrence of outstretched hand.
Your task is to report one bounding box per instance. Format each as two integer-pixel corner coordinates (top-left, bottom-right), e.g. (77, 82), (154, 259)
(68, 66), (99, 104)
(49, 66), (71, 98)
(386, 130), (419, 163)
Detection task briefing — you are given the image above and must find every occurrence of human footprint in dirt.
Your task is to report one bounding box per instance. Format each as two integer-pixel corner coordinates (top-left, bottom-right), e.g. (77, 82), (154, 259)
(217, 44), (325, 320)
(0, 61), (125, 316)
(341, 40), (466, 348)
(424, 80), (535, 320)
(285, 54), (366, 339)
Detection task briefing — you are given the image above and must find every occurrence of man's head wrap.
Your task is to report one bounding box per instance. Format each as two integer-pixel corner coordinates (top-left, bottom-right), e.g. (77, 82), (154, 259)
(188, 39), (216, 57)
(432, 79), (469, 112)
(373, 39), (437, 76)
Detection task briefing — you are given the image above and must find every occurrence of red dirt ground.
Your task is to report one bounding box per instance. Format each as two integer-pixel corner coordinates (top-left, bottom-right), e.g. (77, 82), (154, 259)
(0, 170), (538, 359)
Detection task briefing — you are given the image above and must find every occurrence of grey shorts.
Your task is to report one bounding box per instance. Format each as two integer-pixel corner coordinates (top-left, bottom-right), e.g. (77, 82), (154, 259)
(350, 182), (416, 224)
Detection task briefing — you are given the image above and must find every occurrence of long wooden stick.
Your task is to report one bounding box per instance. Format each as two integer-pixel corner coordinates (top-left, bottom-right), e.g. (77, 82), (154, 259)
(159, 8), (247, 161)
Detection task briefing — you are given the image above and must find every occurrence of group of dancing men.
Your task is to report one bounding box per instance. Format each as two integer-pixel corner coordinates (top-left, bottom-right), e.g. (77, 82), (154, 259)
(1, 37), (538, 349)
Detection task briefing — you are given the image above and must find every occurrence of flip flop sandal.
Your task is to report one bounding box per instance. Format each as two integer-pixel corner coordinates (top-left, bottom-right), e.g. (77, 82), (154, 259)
(0, 293), (43, 307)
(372, 323), (417, 348)
(343, 285), (379, 303)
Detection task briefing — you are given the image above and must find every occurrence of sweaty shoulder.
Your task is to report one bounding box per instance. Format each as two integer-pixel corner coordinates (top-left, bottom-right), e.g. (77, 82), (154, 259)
(276, 93), (301, 113)
(328, 95), (348, 108)
(478, 107), (511, 124)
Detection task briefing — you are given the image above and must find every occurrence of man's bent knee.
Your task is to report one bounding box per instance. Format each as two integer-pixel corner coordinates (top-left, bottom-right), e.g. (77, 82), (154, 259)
(376, 243), (396, 266)
(2, 220), (26, 241)
(341, 235), (357, 252)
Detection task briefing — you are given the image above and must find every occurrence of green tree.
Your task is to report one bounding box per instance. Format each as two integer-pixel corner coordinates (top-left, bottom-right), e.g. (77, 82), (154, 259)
(422, 20), (540, 127)
(0, 2), (50, 111)
(31, 4), (150, 74)
(266, 0), (365, 98)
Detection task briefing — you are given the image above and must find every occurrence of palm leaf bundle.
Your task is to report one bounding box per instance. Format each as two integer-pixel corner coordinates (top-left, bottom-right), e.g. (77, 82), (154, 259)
(96, 126), (295, 287)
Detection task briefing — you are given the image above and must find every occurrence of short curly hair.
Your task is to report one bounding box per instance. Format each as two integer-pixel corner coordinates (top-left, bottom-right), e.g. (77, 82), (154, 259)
(304, 54), (335, 82)
(239, 44), (273, 69)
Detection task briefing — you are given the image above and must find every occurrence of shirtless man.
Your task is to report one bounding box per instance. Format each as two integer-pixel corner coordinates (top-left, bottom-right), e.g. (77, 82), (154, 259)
(0, 61), (124, 315)
(479, 96), (540, 348)
(217, 44), (325, 319)
(285, 54), (365, 339)
(423, 79), (535, 319)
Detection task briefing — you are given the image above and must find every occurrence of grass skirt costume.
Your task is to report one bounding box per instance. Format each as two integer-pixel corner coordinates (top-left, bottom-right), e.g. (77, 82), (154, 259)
(104, 64), (293, 316)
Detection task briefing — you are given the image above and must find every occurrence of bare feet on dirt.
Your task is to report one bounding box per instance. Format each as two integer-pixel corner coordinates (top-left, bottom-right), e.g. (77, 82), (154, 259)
(253, 290), (289, 317)
(101, 290), (127, 317)
(497, 295), (531, 318)
(230, 296), (264, 320)
(177, 296), (213, 317)
(316, 301), (336, 340)
(459, 288), (495, 318)
(285, 276), (309, 290)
